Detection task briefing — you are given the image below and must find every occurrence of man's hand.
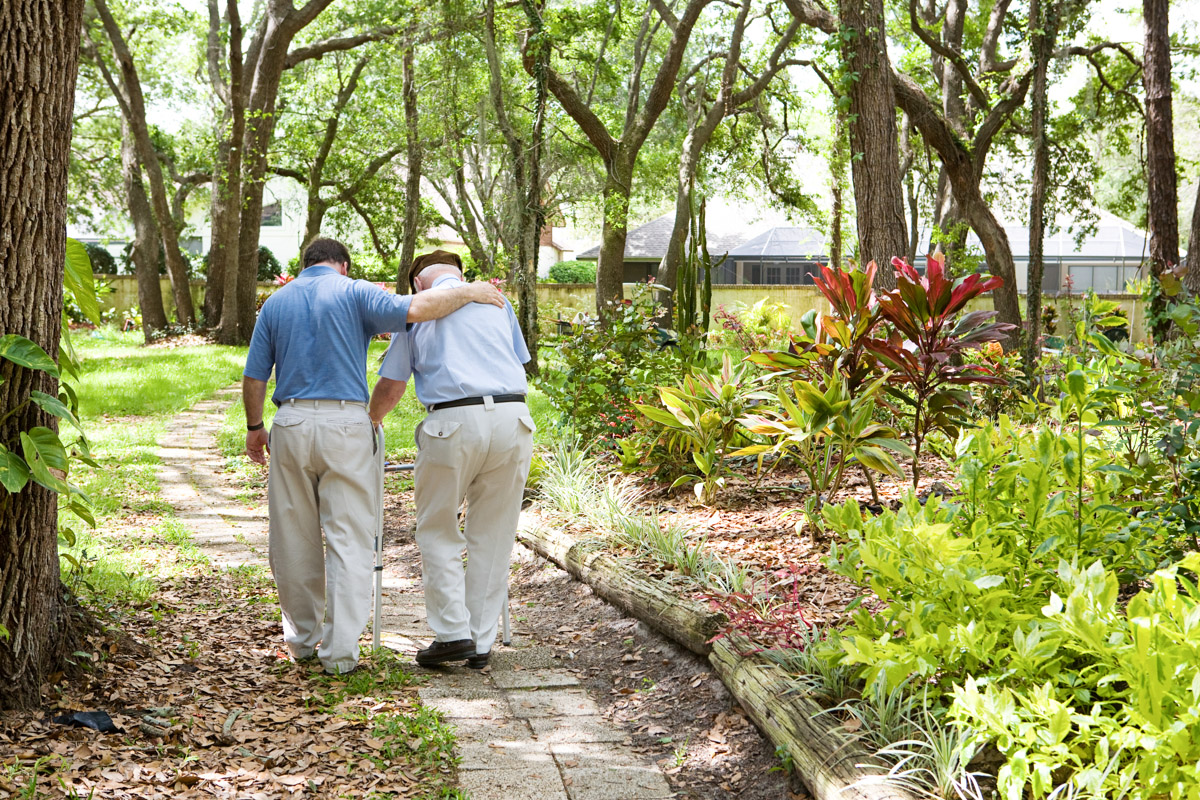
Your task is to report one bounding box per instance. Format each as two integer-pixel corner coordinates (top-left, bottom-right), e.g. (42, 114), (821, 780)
(246, 428), (270, 465)
(467, 281), (504, 307)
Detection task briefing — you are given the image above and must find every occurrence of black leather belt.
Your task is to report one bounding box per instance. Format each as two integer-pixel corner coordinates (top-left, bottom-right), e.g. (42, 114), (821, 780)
(427, 394), (526, 412)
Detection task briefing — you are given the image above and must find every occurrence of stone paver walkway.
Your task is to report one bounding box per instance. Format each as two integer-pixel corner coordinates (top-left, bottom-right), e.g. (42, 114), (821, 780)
(157, 388), (675, 800)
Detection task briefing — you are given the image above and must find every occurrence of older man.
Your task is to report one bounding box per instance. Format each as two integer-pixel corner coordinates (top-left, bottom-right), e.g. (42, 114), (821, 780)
(243, 239), (503, 675)
(368, 250), (534, 669)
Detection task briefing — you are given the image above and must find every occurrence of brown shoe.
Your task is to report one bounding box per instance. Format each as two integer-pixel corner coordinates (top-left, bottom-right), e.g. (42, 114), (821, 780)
(415, 639), (476, 666)
(466, 651), (490, 670)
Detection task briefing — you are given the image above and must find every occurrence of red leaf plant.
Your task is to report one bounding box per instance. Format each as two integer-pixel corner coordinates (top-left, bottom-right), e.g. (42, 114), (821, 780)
(863, 253), (1016, 487)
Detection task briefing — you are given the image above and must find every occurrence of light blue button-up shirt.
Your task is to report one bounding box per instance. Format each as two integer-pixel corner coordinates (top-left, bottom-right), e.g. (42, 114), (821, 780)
(245, 265), (413, 406)
(377, 274), (529, 407)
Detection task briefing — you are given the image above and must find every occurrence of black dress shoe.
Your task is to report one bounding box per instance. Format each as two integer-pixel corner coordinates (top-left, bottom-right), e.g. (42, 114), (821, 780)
(466, 651), (490, 670)
(415, 639), (476, 666)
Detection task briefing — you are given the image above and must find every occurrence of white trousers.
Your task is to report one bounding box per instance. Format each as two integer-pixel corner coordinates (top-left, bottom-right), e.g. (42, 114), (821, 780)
(266, 400), (377, 674)
(413, 401), (534, 655)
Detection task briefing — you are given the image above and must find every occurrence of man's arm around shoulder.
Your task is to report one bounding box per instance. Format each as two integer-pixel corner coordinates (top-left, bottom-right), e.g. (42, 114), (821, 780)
(407, 281), (503, 323)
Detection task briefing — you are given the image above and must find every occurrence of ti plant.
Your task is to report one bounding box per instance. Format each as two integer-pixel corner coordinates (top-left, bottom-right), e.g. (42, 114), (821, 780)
(864, 254), (1015, 486)
(748, 261), (882, 392)
(634, 353), (753, 504)
(735, 372), (912, 505)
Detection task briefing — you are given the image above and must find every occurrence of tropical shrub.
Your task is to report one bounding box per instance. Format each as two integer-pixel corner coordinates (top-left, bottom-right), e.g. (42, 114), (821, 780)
(748, 261), (883, 393)
(736, 371), (912, 504)
(538, 284), (676, 444)
(864, 254), (1014, 485)
(546, 259), (596, 284)
(633, 353), (754, 504)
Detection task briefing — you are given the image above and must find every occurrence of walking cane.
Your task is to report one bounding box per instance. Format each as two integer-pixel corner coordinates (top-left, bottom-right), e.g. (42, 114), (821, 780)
(373, 425), (385, 651)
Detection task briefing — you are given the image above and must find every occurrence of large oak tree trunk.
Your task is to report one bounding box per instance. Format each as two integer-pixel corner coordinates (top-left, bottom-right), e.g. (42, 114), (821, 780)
(1143, 0), (1179, 339)
(595, 152), (636, 315)
(0, 0), (84, 709)
(119, 120), (170, 337)
(839, 0), (904, 291)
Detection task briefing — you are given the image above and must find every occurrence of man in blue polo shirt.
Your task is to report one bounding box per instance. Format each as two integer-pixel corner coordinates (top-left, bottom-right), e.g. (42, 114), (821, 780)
(242, 238), (503, 675)
(368, 250), (533, 669)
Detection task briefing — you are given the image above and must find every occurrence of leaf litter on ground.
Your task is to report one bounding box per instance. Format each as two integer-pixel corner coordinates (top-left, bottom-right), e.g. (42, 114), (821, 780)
(0, 567), (456, 799)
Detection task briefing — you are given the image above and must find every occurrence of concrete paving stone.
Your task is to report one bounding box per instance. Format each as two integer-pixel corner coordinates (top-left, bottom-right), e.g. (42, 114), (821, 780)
(548, 742), (657, 768)
(419, 687), (510, 720)
(492, 669), (581, 691)
(489, 646), (562, 670)
(457, 738), (555, 771)
(561, 766), (674, 800)
(527, 716), (628, 745)
(456, 766), (569, 800)
(509, 689), (601, 719)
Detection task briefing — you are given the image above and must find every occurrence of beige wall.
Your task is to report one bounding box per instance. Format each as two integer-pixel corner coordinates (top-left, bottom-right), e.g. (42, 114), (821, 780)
(97, 276), (1147, 342)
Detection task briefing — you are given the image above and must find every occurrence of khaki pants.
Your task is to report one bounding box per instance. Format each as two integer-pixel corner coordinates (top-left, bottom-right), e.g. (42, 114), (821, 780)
(267, 399), (377, 674)
(413, 401), (534, 655)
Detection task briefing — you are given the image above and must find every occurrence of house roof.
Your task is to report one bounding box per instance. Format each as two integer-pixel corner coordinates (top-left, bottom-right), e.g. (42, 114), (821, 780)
(575, 212), (752, 261)
(726, 226), (828, 259)
(916, 213), (1153, 263)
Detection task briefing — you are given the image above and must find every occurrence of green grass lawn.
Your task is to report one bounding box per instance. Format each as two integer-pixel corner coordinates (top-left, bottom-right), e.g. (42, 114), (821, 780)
(61, 329), (250, 605)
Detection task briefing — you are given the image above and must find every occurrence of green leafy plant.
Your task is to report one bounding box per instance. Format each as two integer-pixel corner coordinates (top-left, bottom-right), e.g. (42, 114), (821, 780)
(545, 259), (596, 284)
(864, 254), (1015, 486)
(736, 372), (912, 504)
(634, 353), (753, 503)
(3, 240), (101, 560)
(538, 283), (677, 444)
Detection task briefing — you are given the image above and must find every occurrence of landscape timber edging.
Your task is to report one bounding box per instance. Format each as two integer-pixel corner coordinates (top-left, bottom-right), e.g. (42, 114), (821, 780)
(517, 520), (724, 656)
(515, 516), (921, 800)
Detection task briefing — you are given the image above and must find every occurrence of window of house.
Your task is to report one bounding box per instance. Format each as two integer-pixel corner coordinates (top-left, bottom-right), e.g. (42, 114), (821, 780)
(786, 266), (802, 284)
(765, 266), (781, 284)
(261, 201), (283, 227)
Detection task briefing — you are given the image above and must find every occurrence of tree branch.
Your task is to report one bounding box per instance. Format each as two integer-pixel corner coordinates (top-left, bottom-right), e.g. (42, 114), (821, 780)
(284, 26), (401, 68)
(908, 0), (990, 112)
(779, 0), (837, 36)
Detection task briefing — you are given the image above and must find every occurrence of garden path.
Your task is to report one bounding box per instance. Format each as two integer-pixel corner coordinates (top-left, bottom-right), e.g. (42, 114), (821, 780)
(157, 388), (676, 800)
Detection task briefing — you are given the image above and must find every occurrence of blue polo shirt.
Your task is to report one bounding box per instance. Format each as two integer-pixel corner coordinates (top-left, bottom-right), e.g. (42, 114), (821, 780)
(245, 265), (413, 406)
(377, 274), (529, 406)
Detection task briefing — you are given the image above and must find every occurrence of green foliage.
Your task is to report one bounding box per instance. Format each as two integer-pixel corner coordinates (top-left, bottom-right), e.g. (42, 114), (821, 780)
(545, 259), (596, 284)
(737, 372), (912, 501)
(954, 555), (1200, 800)
(84, 243), (119, 275)
(633, 353), (753, 504)
(537, 284), (677, 444)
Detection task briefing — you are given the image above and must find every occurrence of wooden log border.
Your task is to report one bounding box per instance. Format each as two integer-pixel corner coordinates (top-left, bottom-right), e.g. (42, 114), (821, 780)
(517, 517), (918, 800)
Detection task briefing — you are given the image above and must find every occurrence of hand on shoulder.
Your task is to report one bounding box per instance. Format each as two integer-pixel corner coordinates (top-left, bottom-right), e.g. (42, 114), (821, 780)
(468, 281), (504, 308)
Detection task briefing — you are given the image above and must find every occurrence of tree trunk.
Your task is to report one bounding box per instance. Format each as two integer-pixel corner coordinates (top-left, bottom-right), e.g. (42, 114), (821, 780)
(1025, 0), (1056, 375)
(1143, 0), (1179, 340)
(398, 43), (422, 285)
(0, 0), (84, 709)
(119, 120), (170, 338)
(892, 71), (1023, 340)
(94, 0), (196, 327)
(595, 155), (635, 315)
(1186, 180), (1200, 296)
(212, 2), (245, 346)
(839, 0), (904, 291)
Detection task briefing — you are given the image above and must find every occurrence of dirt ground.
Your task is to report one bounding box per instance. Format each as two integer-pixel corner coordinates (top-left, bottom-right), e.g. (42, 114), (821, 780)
(380, 478), (807, 800)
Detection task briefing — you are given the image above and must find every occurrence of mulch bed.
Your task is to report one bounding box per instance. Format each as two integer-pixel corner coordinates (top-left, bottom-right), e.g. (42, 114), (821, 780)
(0, 568), (452, 799)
